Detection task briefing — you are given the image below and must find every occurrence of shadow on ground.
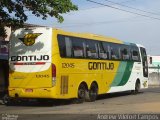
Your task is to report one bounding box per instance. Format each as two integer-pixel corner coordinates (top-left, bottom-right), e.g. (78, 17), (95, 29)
(0, 91), (141, 107)
(1, 87), (160, 107)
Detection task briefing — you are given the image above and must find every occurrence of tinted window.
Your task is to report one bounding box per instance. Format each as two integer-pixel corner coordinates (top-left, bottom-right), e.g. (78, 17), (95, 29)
(58, 34), (139, 62)
(120, 45), (130, 60)
(86, 40), (98, 59)
(131, 46), (140, 61)
(72, 37), (85, 58)
(110, 43), (121, 60)
(58, 35), (66, 57)
(102, 42), (110, 59)
(98, 42), (108, 59)
(58, 35), (72, 57)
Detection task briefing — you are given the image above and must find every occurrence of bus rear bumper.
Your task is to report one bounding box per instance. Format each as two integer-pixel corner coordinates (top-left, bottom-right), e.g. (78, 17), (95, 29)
(8, 87), (57, 99)
(8, 87), (76, 99)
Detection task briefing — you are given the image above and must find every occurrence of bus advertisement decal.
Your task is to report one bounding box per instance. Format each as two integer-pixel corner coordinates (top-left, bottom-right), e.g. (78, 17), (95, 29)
(88, 62), (114, 70)
(19, 33), (42, 46)
(10, 55), (50, 62)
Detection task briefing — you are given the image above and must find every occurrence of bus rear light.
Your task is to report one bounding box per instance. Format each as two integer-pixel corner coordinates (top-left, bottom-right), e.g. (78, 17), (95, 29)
(52, 64), (56, 77)
(52, 64), (56, 86)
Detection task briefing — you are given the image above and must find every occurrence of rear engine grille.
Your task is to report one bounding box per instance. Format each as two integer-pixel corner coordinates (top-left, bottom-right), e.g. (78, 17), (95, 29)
(60, 76), (68, 95)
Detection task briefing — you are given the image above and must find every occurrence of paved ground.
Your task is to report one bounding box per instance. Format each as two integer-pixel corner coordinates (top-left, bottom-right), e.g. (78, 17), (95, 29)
(0, 87), (160, 119)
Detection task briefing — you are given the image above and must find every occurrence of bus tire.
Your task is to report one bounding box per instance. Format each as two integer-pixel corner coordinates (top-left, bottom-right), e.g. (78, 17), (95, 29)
(76, 83), (87, 103)
(131, 80), (140, 95)
(86, 83), (98, 102)
(135, 80), (140, 94)
(2, 94), (12, 106)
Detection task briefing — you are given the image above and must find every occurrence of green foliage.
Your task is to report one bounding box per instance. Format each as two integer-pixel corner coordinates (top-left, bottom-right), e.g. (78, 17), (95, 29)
(0, 0), (78, 35)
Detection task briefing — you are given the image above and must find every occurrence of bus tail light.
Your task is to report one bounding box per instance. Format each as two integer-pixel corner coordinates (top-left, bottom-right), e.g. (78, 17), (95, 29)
(52, 64), (56, 86)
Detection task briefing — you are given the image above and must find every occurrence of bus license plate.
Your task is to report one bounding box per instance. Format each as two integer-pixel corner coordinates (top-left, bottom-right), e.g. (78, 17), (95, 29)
(25, 89), (33, 92)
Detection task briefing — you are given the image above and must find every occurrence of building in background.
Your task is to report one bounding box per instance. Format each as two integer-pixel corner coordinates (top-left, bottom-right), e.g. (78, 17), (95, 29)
(148, 55), (160, 86)
(148, 55), (160, 73)
(0, 41), (9, 96)
(151, 56), (160, 67)
(0, 27), (11, 41)
(0, 23), (44, 59)
(0, 41), (9, 60)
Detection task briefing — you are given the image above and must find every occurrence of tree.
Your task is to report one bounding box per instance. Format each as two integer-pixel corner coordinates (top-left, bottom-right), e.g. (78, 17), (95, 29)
(0, 0), (78, 36)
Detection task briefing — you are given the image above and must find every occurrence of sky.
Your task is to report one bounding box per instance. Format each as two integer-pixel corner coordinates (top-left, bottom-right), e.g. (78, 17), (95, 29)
(26, 0), (160, 55)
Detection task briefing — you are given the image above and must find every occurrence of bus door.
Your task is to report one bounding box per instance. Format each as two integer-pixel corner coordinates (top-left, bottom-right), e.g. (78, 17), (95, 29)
(140, 47), (148, 77)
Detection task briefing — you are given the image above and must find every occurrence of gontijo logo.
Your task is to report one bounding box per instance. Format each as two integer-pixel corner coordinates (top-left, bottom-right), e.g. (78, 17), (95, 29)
(19, 33), (42, 46)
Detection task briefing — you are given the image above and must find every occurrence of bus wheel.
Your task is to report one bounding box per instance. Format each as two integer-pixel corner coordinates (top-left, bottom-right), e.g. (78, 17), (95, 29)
(76, 84), (86, 103)
(2, 94), (12, 105)
(135, 81), (140, 94)
(86, 83), (98, 102)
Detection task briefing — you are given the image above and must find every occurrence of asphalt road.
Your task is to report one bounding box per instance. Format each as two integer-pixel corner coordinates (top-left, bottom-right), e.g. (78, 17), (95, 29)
(0, 87), (160, 120)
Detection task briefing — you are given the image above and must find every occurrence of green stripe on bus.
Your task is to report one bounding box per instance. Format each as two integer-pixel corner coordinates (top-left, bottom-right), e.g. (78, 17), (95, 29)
(118, 61), (134, 86)
(111, 62), (127, 86)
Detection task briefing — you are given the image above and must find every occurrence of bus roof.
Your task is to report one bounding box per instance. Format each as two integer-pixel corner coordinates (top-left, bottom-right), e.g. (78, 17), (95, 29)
(53, 28), (139, 46)
(136, 44), (145, 48)
(15, 27), (138, 46)
(54, 28), (123, 44)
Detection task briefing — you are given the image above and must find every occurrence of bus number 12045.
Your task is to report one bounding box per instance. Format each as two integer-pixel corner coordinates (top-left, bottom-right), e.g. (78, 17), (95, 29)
(62, 63), (75, 68)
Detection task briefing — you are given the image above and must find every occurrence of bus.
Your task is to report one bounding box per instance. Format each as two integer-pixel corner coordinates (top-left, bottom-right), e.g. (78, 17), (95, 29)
(9, 27), (148, 102)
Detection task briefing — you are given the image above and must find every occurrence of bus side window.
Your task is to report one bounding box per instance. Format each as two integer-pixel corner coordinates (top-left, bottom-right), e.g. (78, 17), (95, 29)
(98, 42), (108, 59)
(72, 37), (85, 58)
(131, 47), (140, 61)
(102, 42), (110, 59)
(110, 43), (120, 60)
(65, 37), (72, 57)
(86, 40), (98, 59)
(57, 35), (72, 58)
(132, 51), (138, 61)
(58, 35), (66, 57)
(121, 45), (130, 60)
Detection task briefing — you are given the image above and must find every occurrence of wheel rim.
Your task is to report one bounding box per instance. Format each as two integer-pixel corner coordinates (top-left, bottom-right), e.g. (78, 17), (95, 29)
(78, 86), (85, 100)
(90, 89), (97, 97)
(3, 95), (10, 104)
(89, 85), (98, 101)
